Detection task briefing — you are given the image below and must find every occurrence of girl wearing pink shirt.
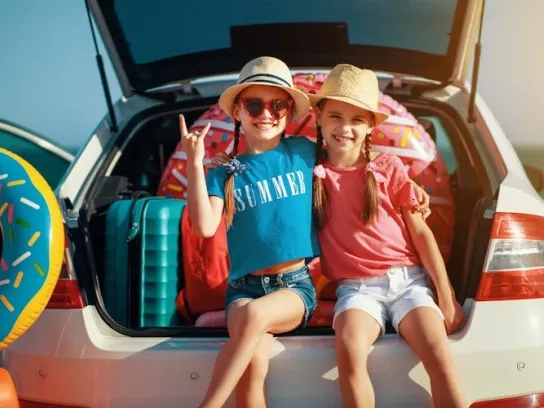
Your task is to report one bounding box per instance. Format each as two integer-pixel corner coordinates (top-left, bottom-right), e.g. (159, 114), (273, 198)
(311, 64), (466, 408)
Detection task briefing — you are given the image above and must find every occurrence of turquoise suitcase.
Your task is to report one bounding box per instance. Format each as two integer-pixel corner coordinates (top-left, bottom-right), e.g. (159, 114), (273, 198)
(104, 197), (186, 328)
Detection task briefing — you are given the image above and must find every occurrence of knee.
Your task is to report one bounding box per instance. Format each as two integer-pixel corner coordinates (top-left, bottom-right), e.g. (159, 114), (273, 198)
(229, 302), (267, 338)
(335, 328), (371, 363)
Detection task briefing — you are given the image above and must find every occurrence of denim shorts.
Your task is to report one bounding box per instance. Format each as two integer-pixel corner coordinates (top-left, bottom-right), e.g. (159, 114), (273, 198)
(225, 266), (317, 328)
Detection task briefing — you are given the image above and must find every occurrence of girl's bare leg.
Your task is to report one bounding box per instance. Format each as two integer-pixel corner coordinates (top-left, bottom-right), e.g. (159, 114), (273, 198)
(199, 290), (305, 408)
(235, 332), (274, 408)
(398, 307), (466, 408)
(334, 309), (382, 408)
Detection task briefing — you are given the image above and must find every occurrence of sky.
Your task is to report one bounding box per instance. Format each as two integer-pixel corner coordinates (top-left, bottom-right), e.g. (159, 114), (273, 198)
(0, 1), (543, 151)
(0, 1), (120, 151)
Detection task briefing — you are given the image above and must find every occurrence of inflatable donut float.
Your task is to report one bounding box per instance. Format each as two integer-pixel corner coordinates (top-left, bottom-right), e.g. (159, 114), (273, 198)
(157, 72), (455, 261)
(0, 148), (64, 349)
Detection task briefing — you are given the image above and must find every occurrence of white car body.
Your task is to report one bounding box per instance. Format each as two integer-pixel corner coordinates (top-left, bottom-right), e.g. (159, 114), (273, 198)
(4, 1), (544, 407)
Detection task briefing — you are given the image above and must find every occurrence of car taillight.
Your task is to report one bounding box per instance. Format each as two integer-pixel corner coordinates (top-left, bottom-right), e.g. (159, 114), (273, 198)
(46, 227), (84, 309)
(470, 392), (544, 407)
(476, 213), (544, 301)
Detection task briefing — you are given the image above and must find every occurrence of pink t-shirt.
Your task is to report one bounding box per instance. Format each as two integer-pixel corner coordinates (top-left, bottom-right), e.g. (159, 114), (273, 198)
(318, 153), (421, 281)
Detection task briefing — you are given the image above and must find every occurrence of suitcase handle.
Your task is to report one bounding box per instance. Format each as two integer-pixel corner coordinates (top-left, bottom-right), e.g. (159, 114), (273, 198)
(127, 196), (167, 241)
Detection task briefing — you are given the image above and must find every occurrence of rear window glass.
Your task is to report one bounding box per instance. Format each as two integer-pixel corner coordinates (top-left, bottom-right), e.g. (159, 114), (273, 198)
(113, 0), (459, 64)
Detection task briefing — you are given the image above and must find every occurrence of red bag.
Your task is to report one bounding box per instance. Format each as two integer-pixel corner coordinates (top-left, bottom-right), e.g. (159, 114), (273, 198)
(176, 208), (230, 324)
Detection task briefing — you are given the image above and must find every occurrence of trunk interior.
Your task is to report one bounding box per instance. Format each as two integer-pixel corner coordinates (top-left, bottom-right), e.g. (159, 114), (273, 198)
(79, 89), (494, 337)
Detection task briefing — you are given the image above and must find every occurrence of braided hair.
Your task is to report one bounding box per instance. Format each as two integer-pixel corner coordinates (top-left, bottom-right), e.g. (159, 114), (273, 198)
(312, 124), (328, 229)
(223, 120), (241, 228)
(362, 130), (379, 226)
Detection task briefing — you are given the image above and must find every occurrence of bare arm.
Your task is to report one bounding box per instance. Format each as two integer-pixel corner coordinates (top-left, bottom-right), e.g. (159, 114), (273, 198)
(180, 114), (224, 237)
(403, 209), (465, 333)
(186, 162), (224, 237)
(403, 209), (454, 302)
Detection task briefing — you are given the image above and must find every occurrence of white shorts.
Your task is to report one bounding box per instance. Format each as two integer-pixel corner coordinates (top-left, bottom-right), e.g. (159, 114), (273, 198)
(333, 265), (444, 334)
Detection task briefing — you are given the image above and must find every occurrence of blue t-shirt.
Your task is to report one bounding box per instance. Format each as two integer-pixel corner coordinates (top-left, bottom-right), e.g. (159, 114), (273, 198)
(205, 136), (321, 281)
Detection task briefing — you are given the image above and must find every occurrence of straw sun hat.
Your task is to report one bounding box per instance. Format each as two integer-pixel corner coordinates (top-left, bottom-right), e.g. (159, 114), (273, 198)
(308, 64), (389, 126)
(218, 56), (311, 121)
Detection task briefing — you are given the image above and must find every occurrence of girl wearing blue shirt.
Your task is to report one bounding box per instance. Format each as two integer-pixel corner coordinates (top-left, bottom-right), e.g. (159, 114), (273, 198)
(183, 56), (319, 408)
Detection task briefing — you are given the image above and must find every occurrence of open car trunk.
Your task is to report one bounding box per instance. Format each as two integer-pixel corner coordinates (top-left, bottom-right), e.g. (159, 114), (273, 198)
(79, 81), (494, 336)
(88, 0), (483, 95)
(80, 0), (490, 336)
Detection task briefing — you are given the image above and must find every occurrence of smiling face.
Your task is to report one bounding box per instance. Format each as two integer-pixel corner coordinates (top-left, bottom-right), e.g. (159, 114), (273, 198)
(316, 99), (374, 162)
(232, 85), (293, 147)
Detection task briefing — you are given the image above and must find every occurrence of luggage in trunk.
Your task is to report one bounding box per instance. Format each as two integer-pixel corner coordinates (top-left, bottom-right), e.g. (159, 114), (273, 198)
(103, 196), (186, 328)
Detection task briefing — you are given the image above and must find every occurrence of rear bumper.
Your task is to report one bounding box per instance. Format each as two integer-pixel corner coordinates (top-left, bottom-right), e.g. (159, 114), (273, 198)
(4, 300), (544, 408)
